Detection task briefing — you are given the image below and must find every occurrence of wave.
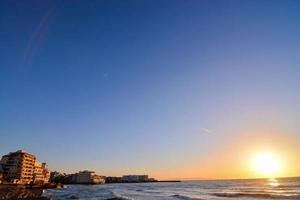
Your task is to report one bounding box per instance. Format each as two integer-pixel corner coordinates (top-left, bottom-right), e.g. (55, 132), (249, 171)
(272, 184), (300, 188)
(135, 189), (144, 192)
(170, 194), (204, 200)
(110, 191), (133, 200)
(213, 192), (300, 199)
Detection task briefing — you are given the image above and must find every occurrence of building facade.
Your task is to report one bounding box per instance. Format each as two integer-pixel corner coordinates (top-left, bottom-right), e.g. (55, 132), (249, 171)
(121, 175), (149, 182)
(0, 171), (3, 184)
(33, 161), (50, 184)
(0, 150), (50, 184)
(50, 171), (64, 183)
(68, 171), (105, 184)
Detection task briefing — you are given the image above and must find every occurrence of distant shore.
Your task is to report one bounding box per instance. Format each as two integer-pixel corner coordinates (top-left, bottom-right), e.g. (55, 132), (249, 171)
(157, 180), (181, 182)
(103, 180), (181, 184)
(59, 180), (181, 185)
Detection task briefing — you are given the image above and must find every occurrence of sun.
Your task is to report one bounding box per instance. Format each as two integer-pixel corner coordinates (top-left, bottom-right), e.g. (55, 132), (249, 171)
(251, 152), (282, 178)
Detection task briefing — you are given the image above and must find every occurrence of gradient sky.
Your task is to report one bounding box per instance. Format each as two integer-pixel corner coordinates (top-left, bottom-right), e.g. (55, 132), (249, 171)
(1, 0), (300, 180)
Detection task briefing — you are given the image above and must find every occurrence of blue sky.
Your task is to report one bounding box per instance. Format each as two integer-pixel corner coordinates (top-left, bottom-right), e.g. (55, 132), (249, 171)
(1, 0), (300, 179)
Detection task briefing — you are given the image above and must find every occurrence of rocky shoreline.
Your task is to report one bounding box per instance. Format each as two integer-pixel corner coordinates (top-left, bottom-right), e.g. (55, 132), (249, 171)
(0, 184), (61, 200)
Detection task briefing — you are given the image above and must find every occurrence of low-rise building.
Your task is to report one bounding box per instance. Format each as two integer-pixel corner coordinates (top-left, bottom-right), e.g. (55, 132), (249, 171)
(105, 176), (122, 183)
(59, 171), (105, 184)
(121, 175), (150, 182)
(72, 171), (105, 184)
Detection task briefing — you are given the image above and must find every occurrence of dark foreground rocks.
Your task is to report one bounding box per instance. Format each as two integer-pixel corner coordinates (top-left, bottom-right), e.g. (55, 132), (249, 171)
(0, 185), (52, 200)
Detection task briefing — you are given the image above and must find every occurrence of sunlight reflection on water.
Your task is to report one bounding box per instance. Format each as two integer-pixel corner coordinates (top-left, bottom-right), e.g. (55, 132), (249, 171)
(268, 178), (280, 187)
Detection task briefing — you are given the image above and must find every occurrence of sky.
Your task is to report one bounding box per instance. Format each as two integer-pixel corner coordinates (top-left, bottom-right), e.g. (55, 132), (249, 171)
(1, 0), (300, 180)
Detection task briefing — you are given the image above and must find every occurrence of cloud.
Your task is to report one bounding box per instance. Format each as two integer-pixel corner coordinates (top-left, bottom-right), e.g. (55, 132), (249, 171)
(21, 4), (64, 67)
(201, 128), (213, 134)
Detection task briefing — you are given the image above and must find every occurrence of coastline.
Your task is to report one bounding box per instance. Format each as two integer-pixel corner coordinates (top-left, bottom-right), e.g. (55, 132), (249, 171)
(0, 183), (62, 200)
(0, 185), (49, 200)
(0, 181), (181, 200)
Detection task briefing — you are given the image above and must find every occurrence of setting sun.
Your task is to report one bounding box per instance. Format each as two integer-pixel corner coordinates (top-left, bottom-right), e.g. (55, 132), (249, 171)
(251, 152), (282, 178)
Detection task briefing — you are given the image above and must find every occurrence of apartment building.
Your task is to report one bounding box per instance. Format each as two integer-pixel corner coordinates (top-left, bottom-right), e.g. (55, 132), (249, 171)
(33, 161), (50, 184)
(0, 150), (50, 184)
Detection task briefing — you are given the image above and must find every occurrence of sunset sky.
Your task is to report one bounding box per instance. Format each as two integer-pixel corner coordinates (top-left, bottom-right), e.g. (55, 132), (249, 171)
(1, 0), (300, 180)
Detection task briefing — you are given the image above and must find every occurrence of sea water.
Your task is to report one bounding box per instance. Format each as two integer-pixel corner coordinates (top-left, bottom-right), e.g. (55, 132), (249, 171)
(44, 177), (300, 200)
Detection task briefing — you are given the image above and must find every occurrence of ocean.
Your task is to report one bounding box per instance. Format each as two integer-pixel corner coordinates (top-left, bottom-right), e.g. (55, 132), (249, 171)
(43, 177), (300, 200)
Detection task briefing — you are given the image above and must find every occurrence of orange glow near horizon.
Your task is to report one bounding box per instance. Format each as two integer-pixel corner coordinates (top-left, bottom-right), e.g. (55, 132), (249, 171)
(71, 130), (299, 180)
(150, 132), (300, 180)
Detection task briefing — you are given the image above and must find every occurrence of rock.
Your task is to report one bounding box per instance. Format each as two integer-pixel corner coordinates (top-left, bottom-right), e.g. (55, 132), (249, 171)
(0, 185), (52, 200)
